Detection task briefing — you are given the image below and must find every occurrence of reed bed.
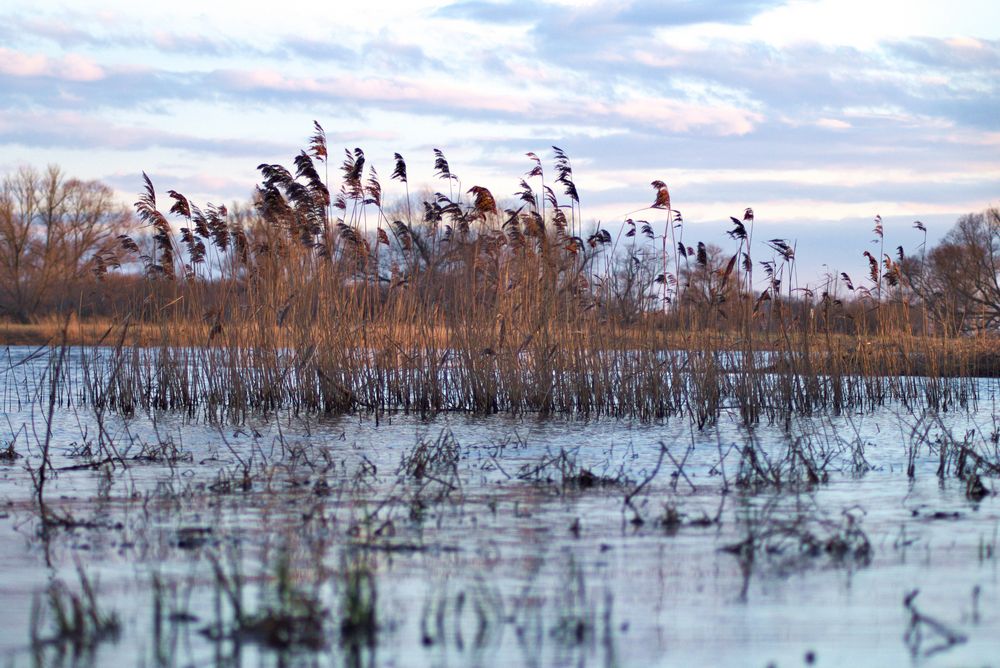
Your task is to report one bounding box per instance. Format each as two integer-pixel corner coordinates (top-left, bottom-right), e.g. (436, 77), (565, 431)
(68, 124), (992, 425)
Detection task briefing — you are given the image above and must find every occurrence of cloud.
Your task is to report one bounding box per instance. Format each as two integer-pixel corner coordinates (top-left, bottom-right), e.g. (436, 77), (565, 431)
(588, 95), (763, 135)
(886, 36), (1000, 69)
(436, 1), (540, 24)
(815, 118), (851, 130)
(272, 38), (356, 63)
(533, 36), (999, 133)
(198, 66), (765, 137)
(0, 10), (443, 73)
(609, 0), (790, 27)
(0, 110), (289, 155)
(102, 171), (257, 204)
(206, 68), (523, 114)
(4, 9), (992, 141)
(439, 0), (786, 28)
(0, 47), (104, 81)
(0, 110), (398, 156)
(0, 11), (247, 57)
(0, 14), (104, 48)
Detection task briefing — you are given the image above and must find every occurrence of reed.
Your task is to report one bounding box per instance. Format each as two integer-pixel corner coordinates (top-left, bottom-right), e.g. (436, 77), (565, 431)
(65, 124), (994, 426)
(30, 565), (121, 658)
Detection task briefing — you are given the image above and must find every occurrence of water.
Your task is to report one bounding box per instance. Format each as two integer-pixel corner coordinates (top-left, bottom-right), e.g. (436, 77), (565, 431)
(1, 346), (998, 666)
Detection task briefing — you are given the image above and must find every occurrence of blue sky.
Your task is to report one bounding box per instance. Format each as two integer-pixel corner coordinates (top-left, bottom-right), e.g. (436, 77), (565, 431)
(1, 0), (998, 284)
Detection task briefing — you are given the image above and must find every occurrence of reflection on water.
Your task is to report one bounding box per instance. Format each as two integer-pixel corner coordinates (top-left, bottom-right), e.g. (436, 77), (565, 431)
(0, 346), (998, 666)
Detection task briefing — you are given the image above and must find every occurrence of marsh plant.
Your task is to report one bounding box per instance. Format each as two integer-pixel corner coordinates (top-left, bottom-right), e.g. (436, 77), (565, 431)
(198, 543), (382, 655)
(204, 552), (327, 651)
(399, 430), (462, 482)
(722, 501), (872, 586)
(419, 579), (504, 653)
(55, 123), (991, 429)
(0, 440), (18, 462)
(30, 566), (121, 660)
(339, 553), (378, 648)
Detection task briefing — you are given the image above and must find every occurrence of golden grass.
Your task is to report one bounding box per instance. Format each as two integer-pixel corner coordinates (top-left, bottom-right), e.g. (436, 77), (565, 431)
(31, 126), (996, 424)
(0, 318), (212, 347)
(7, 314), (991, 371)
(69, 298), (993, 425)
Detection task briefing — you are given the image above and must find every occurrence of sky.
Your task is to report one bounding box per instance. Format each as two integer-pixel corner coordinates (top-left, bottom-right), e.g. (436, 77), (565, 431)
(1, 0), (998, 285)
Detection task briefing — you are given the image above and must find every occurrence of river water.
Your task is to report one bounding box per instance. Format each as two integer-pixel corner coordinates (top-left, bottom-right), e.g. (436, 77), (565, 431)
(0, 346), (998, 667)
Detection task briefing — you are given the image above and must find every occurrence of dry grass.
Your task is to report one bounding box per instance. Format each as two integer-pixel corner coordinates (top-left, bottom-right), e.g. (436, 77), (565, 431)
(73, 309), (989, 425)
(20, 124), (990, 425)
(0, 317), (212, 347)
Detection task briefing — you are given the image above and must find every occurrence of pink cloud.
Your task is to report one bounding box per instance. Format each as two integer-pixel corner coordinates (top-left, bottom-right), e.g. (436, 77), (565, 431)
(0, 109), (397, 154)
(216, 67), (525, 115)
(59, 53), (105, 81)
(0, 47), (105, 81)
(605, 96), (763, 136)
(816, 118), (852, 130)
(0, 48), (49, 77)
(213, 67), (761, 136)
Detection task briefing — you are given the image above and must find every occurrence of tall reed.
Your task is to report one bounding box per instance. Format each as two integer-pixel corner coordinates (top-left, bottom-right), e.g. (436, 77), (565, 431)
(77, 125), (988, 426)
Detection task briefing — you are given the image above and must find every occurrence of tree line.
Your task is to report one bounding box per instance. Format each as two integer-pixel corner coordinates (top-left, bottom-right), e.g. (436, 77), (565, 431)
(0, 166), (130, 323)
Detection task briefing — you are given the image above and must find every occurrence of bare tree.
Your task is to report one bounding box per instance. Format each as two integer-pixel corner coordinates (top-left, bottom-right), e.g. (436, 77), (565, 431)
(605, 249), (660, 323)
(0, 166), (131, 322)
(903, 208), (1000, 332)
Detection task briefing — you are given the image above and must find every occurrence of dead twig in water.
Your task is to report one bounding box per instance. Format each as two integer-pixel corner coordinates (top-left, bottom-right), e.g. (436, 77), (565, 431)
(665, 446), (696, 493)
(903, 589), (967, 658)
(623, 443), (668, 525)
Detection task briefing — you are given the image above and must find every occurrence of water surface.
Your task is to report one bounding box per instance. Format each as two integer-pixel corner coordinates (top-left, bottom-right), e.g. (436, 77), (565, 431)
(1, 346), (998, 667)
